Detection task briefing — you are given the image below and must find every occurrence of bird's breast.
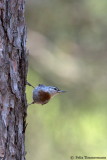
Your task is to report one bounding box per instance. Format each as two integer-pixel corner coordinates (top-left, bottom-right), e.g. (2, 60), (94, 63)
(38, 90), (51, 104)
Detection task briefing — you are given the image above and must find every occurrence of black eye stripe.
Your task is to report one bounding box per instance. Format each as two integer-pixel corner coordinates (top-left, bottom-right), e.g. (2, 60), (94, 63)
(53, 87), (59, 91)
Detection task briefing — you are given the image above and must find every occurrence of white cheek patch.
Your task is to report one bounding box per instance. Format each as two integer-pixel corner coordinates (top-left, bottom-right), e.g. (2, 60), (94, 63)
(50, 91), (58, 97)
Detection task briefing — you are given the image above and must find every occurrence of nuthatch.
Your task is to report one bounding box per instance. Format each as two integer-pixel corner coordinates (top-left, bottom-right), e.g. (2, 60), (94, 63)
(27, 82), (66, 105)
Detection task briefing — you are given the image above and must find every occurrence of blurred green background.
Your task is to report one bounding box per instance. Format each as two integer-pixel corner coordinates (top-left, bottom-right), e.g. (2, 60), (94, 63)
(25, 0), (107, 160)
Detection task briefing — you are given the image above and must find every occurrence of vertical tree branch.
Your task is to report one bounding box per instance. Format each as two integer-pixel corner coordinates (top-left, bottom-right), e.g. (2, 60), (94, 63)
(0, 0), (27, 159)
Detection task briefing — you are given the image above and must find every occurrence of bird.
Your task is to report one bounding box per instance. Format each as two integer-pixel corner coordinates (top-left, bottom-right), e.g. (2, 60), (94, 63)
(27, 82), (66, 105)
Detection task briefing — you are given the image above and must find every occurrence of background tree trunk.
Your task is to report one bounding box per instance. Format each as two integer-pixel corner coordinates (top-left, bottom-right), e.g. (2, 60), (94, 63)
(0, 0), (27, 159)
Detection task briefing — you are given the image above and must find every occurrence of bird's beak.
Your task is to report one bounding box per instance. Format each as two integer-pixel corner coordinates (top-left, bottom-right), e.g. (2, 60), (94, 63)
(58, 90), (67, 93)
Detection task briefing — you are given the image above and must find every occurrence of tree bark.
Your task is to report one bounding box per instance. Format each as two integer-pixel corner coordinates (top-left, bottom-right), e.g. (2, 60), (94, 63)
(0, 0), (27, 160)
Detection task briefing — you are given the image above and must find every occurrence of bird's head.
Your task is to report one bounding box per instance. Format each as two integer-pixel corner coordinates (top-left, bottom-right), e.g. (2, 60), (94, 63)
(38, 84), (66, 97)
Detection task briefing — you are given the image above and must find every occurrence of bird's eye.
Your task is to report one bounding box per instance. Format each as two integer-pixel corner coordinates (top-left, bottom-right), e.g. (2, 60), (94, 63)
(53, 87), (58, 91)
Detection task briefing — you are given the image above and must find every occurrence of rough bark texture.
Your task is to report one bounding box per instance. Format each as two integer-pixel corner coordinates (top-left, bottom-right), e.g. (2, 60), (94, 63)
(0, 0), (27, 160)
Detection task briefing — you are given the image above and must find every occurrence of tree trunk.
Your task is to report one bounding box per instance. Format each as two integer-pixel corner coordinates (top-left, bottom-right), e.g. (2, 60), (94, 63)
(0, 0), (27, 160)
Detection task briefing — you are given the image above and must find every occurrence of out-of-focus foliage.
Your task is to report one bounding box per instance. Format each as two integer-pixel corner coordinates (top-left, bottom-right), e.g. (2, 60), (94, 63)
(25, 1), (107, 160)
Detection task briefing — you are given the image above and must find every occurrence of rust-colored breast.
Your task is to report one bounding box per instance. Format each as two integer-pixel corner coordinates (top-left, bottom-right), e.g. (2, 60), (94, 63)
(38, 90), (51, 104)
